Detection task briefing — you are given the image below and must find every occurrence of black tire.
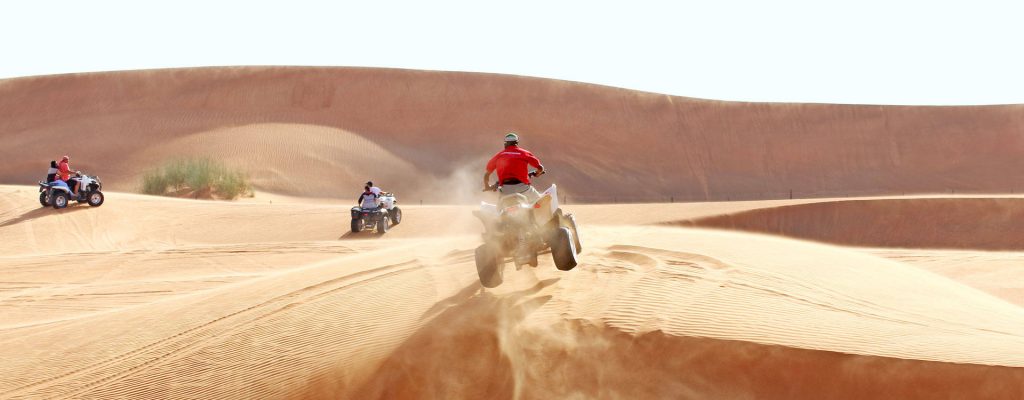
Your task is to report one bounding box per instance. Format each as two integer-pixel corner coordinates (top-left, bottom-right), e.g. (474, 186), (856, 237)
(87, 191), (104, 207)
(351, 217), (362, 233)
(551, 227), (578, 271)
(475, 243), (504, 288)
(566, 213), (582, 254)
(390, 207), (402, 225)
(376, 214), (388, 234)
(39, 191), (48, 207)
(52, 192), (69, 209)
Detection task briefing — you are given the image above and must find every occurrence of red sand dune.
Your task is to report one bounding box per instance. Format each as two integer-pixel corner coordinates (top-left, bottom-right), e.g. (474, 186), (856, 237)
(1, 67), (1023, 201)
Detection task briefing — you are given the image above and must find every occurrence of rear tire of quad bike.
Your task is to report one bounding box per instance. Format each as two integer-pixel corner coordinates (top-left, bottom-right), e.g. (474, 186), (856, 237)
(475, 243), (504, 288)
(351, 218), (362, 233)
(566, 213), (582, 254)
(390, 207), (402, 225)
(551, 227), (578, 271)
(39, 191), (48, 207)
(52, 192), (69, 209)
(376, 215), (388, 235)
(87, 191), (104, 207)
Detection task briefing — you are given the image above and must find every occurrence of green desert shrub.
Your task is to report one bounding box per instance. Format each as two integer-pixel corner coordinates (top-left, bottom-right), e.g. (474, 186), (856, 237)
(214, 169), (250, 199)
(141, 158), (251, 199)
(141, 170), (168, 195)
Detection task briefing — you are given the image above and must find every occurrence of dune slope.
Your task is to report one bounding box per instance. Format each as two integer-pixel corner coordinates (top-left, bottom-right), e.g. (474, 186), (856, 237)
(2, 187), (1023, 399)
(683, 197), (1024, 250)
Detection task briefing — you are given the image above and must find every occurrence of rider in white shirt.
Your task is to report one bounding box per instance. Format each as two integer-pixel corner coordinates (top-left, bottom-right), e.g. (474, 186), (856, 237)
(358, 181), (382, 209)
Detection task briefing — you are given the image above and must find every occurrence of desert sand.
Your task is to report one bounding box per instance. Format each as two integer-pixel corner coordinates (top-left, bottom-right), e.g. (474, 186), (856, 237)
(2, 68), (1024, 399)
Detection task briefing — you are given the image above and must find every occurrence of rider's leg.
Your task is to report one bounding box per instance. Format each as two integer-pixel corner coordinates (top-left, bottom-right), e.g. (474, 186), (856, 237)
(500, 183), (541, 204)
(524, 186), (541, 203)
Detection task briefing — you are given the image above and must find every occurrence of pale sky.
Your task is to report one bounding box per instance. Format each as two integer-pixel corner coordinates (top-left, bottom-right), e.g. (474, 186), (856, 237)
(2, 0), (1021, 105)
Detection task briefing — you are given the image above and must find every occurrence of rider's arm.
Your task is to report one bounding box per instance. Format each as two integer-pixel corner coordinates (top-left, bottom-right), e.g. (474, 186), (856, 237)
(483, 151), (503, 190)
(358, 193), (365, 204)
(524, 151), (543, 175)
(482, 170), (493, 190)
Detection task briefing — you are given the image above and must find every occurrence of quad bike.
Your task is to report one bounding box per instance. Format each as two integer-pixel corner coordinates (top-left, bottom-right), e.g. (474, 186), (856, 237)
(350, 192), (401, 234)
(473, 171), (582, 288)
(38, 172), (105, 209)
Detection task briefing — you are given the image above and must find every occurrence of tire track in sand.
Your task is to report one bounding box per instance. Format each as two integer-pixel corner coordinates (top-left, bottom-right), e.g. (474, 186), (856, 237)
(3, 252), (426, 400)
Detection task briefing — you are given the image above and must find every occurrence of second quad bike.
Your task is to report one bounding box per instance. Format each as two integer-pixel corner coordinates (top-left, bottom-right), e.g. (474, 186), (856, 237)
(350, 191), (402, 234)
(38, 172), (105, 209)
(473, 179), (582, 288)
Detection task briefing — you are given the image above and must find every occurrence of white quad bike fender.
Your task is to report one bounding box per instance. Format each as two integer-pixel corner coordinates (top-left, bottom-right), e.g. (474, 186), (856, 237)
(379, 194), (397, 210)
(531, 184), (559, 226)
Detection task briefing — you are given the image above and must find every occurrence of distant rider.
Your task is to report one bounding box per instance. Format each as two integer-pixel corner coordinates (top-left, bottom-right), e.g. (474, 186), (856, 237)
(46, 160), (58, 183)
(366, 180), (382, 196)
(57, 155), (79, 196)
(483, 132), (545, 203)
(358, 182), (380, 209)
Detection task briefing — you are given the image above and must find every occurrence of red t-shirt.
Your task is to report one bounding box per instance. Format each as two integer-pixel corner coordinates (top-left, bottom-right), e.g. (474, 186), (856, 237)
(58, 160), (72, 181)
(486, 146), (541, 184)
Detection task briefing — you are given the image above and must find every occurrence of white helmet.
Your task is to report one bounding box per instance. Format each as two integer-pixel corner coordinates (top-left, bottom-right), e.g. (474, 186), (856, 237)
(504, 132), (519, 145)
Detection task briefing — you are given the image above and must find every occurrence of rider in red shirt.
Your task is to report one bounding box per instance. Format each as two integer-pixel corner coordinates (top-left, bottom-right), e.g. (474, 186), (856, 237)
(58, 155), (78, 195)
(483, 133), (545, 202)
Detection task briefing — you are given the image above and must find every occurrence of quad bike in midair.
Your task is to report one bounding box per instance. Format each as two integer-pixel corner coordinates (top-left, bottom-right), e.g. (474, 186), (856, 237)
(38, 172), (105, 209)
(473, 171), (582, 288)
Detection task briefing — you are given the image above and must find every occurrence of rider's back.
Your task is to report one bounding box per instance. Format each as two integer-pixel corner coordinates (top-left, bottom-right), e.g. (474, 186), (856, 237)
(487, 146), (541, 184)
(360, 192), (379, 209)
(45, 161), (58, 183)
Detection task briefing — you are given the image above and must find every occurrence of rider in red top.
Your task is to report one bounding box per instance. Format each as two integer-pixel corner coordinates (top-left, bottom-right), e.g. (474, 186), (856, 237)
(483, 133), (545, 202)
(58, 155), (78, 195)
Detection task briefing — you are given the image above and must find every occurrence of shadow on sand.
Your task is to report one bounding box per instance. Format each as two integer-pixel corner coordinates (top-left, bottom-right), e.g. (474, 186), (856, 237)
(0, 204), (91, 228)
(336, 231), (386, 240)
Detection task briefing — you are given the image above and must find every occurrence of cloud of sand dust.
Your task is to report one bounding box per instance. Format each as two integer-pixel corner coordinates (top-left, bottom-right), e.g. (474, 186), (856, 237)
(425, 156), (562, 206)
(419, 158), (496, 205)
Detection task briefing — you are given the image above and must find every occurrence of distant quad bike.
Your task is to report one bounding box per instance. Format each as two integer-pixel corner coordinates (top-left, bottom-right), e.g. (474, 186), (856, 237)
(38, 173), (105, 209)
(473, 174), (582, 288)
(350, 192), (402, 234)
